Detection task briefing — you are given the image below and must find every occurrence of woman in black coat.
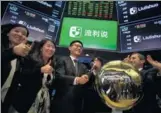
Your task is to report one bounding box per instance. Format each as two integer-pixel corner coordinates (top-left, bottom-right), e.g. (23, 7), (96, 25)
(8, 39), (57, 113)
(1, 23), (30, 86)
(1, 23), (30, 112)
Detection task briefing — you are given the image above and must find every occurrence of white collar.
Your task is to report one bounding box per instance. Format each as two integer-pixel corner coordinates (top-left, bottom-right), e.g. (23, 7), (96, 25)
(138, 68), (143, 71)
(70, 55), (78, 61)
(70, 55), (78, 66)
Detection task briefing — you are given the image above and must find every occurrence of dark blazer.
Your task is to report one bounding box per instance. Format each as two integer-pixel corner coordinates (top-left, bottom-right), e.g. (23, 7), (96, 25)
(4, 56), (55, 113)
(1, 37), (23, 113)
(1, 52), (22, 113)
(1, 39), (32, 86)
(125, 68), (161, 113)
(1, 41), (20, 86)
(54, 56), (89, 93)
(83, 71), (112, 113)
(51, 56), (89, 113)
(1, 38), (35, 113)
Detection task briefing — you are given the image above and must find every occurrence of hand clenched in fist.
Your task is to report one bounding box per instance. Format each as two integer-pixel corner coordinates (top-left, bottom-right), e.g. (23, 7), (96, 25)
(13, 42), (32, 57)
(76, 74), (89, 85)
(41, 60), (54, 74)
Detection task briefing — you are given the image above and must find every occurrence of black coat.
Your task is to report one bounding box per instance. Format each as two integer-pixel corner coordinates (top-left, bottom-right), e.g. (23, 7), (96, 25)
(5, 56), (56, 113)
(1, 36), (23, 113)
(83, 71), (112, 113)
(51, 56), (89, 113)
(125, 68), (161, 113)
(1, 37), (32, 86)
(1, 39), (20, 86)
(54, 56), (89, 96)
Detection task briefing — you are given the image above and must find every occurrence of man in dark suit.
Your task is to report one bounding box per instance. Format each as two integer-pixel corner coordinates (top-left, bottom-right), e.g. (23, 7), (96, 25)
(146, 55), (161, 112)
(124, 53), (161, 113)
(51, 40), (90, 113)
(83, 57), (111, 113)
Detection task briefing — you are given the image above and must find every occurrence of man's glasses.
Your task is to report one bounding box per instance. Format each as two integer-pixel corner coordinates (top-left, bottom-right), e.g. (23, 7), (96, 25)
(72, 44), (83, 49)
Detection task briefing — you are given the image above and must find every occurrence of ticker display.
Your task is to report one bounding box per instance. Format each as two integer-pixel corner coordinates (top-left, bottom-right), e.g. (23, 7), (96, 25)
(64, 1), (116, 20)
(116, 1), (161, 25)
(11, 1), (66, 20)
(120, 18), (161, 52)
(1, 1), (66, 42)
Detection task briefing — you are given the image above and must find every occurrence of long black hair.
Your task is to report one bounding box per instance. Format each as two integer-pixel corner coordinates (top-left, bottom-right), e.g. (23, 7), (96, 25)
(1, 23), (29, 47)
(29, 39), (56, 67)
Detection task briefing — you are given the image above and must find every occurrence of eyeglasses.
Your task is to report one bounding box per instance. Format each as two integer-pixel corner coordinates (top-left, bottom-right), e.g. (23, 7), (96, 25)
(72, 44), (83, 49)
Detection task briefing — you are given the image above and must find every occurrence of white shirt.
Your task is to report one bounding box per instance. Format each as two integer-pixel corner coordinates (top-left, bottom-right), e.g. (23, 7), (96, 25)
(138, 68), (143, 72)
(70, 55), (78, 67)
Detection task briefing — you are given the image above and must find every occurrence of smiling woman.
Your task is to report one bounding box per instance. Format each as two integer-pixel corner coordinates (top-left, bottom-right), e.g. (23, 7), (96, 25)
(1, 23), (31, 113)
(2, 23), (29, 47)
(1, 23), (30, 85)
(7, 26), (28, 46)
(2, 39), (57, 113)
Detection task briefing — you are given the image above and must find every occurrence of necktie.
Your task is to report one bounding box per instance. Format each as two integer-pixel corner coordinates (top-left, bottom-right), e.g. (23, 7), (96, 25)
(74, 59), (78, 76)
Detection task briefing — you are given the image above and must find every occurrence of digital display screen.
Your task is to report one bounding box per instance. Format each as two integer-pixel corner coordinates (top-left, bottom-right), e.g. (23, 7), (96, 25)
(11, 1), (65, 19)
(120, 18), (161, 52)
(116, 1), (161, 25)
(64, 1), (117, 20)
(1, 1), (65, 42)
(59, 17), (118, 50)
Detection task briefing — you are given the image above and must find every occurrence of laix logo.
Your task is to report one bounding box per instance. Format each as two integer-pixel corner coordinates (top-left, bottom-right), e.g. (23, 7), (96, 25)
(133, 36), (142, 43)
(69, 26), (82, 38)
(18, 20), (27, 26)
(130, 7), (138, 15)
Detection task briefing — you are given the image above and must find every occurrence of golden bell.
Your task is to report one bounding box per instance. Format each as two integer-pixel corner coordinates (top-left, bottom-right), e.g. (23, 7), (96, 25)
(95, 60), (142, 111)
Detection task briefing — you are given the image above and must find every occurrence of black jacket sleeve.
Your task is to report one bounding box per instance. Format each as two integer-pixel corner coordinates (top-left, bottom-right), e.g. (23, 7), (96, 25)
(2, 45), (18, 63)
(55, 57), (75, 85)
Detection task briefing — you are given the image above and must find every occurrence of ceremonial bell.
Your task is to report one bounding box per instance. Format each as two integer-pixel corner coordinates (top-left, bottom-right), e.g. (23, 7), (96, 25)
(95, 60), (142, 112)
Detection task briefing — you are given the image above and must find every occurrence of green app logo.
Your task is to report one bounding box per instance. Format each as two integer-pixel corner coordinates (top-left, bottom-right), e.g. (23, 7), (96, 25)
(69, 26), (82, 38)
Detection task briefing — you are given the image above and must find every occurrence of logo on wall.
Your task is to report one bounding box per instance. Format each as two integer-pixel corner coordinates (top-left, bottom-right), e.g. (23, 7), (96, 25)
(129, 3), (159, 15)
(133, 36), (142, 43)
(69, 26), (82, 38)
(130, 7), (138, 15)
(18, 20), (27, 26)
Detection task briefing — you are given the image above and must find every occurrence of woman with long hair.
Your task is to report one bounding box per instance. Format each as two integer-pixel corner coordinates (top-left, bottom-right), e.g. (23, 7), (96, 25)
(8, 39), (57, 113)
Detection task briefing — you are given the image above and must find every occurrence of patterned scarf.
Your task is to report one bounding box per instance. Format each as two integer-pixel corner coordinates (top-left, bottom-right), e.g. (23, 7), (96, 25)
(28, 73), (54, 113)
